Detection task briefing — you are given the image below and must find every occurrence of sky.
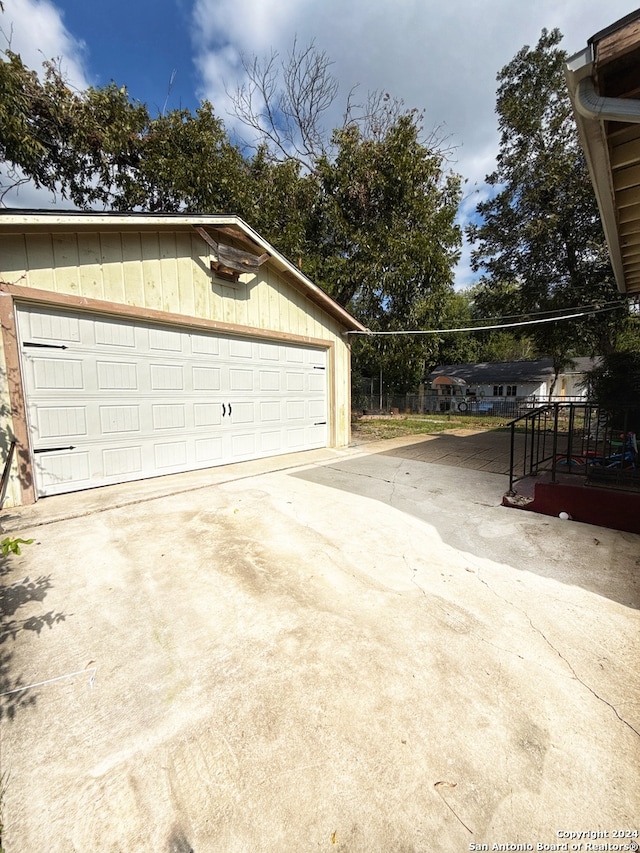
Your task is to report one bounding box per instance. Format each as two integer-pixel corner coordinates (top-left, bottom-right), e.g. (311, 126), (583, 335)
(1, 0), (638, 288)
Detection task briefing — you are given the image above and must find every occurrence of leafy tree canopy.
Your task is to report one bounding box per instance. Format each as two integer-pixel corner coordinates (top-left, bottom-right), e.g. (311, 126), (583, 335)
(467, 28), (631, 370)
(0, 36), (464, 393)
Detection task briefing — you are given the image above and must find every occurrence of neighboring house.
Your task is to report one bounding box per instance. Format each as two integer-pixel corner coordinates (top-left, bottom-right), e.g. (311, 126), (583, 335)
(565, 10), (640, 299)
(0, 212), (366, 506)
(426, 358), (598, 411)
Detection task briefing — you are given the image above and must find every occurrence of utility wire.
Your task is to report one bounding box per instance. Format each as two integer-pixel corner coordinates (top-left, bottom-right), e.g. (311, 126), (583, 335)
(462, 298), (627, 323)
(345, 303), (621, 336)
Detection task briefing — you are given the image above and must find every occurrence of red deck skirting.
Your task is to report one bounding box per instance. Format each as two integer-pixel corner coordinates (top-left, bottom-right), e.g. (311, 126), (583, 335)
(503, 481), (640, 534)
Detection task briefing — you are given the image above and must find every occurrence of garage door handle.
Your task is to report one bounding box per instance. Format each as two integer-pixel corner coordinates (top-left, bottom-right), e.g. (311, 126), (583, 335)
(34, 446), (75, 453)
(228, 403), (232, 416)
(222, 403), (227, 417)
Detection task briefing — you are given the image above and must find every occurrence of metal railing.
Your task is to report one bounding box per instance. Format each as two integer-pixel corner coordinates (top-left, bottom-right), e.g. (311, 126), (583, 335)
(507, 403), (640, 494)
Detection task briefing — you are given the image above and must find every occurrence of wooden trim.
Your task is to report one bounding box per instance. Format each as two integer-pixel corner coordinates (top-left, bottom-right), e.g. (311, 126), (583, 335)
(0, 283), (334, 350)
(0, 286), (342, 505)
(0, 292), (35, 504)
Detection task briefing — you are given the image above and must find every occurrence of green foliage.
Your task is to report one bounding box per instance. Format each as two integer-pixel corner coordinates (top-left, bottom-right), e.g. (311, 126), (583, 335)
(583, 352), (640, 432)
(1, 536), (33, 557)
(467, 29), (627, 363)
(112, 102), (250, 214)
(303, 116), (462, 390)
(0, 51), (149, 205)
(0, 42), (465, 393)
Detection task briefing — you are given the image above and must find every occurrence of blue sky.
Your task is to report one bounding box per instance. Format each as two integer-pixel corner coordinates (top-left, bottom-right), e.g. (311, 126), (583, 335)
(1, 0), (638, 288)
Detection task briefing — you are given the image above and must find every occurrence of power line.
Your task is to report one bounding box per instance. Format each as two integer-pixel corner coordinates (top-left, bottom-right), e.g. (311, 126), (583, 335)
(345, 303), (622, 336)
(462, 298), (627, 323)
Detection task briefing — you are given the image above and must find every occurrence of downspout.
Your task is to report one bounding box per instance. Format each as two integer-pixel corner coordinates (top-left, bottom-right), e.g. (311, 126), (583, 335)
(574, 76), (640, 123)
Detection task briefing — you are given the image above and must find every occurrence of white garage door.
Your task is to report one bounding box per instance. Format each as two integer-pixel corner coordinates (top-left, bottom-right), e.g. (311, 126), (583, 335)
(17, 306), (328, 497)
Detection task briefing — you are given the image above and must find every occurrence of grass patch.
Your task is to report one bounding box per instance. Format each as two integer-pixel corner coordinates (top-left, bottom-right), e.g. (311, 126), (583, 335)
(351, 414), (512, 442)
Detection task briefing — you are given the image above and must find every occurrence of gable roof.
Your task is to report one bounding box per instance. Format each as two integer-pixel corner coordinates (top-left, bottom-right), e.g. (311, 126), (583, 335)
(0, 210), (367, 332)
(427, 358), (599, 385)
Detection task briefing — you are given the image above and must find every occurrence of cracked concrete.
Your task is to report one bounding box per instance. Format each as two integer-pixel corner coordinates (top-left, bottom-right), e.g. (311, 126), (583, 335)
(1, 437), (639, 852)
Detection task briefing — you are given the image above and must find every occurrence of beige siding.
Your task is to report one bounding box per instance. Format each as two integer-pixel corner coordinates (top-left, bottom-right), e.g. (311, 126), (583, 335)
(0, 227), (352, 506)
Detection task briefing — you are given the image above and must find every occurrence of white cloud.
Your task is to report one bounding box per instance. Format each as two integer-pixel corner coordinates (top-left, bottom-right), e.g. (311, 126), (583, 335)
(0, 0), (90, 89)
(0, 0), (90, 208)
(189, 0), (638, 286)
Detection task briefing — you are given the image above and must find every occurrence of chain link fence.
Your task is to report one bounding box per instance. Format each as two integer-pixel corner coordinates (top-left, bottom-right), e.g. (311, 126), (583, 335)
(353, 379), (587, 420)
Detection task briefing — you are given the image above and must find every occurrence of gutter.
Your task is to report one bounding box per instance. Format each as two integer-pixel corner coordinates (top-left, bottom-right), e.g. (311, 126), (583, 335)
(574, 76), (640, 123)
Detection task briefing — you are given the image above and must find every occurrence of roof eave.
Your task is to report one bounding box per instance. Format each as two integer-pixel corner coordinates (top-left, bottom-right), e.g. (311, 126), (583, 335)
(565, 52), (629, 295)
(0, 211), (367, 332)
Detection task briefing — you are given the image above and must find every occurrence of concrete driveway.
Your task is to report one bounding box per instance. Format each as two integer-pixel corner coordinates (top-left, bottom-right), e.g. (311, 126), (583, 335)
(1, 436), (639, 853)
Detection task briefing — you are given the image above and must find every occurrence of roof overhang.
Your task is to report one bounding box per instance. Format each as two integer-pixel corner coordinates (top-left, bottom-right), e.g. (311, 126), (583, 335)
(0, 211), (367, 332)
(565, 12), (640, 296)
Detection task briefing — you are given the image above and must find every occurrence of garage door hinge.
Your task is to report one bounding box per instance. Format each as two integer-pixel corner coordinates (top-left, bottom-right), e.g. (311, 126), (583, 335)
(23, 342), (68, 350)
(313, 365), (325, 370)
(314, 422), (327, 426)
(34, 446), (75, 453)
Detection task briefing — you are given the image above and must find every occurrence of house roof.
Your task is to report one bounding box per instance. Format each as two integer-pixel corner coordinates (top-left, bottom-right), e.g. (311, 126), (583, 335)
(427, 357), (599, 385)
(0, 210), (367, 332)
(565, 11), (640, 296)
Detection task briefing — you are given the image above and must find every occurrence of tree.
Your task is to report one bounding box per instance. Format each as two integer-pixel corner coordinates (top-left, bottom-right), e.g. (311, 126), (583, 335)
(1, 36), (465, 396)
(111, 101), (250, 214)
(0, 50), (149, 206)
(306, 116), (462, 391)
(467, 29), (629, 374)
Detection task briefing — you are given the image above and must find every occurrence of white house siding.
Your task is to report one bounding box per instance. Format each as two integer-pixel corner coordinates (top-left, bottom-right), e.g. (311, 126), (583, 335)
(0, 222), (356, 506)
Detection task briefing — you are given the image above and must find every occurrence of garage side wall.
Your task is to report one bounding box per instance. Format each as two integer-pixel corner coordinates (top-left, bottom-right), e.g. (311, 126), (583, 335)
(0, 229), (351, 507)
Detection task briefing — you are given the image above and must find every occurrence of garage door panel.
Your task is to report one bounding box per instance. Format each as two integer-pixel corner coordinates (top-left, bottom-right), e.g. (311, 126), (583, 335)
(309, 373), (326, 392)
(230, 402), (255, 425)
(17, 307), (328, 497)
(230, 433), (256, 458)
(154, 441), (188, 469)
(151, 404), (186, 430)
(286, 400), (305, 420)
(36, 450), (91, 489)
(259, 401), (281, 421)
(149, 363), (184, 391)
(97, 360), (138, 391)
(192, 366), (221, 391)
(190, 334), (219, 356)
(194, 437), (224, 463)
(102, 446), (143, 477)
(36, 406), (88, 439)
(148, 327), (184, 352)
(229, 339), (253, 358)
(193, 403), (222, 428)
(285, 427), (306, 448)
(229, 368), (253, 391)
(28, 311), (81, 343)
(94, 320), (136, 348)
(99, 405), (141, 435)
(259, 431), (282, 452)
(308, 399), (326, 418)
(32, 358), (84, 390)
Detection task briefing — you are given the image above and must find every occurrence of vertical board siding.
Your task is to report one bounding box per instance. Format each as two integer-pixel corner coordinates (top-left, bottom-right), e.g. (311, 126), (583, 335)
(25, 234), (55, 291)
(0, 234), (27, 281)
(121, 234), (145, 306)
(100, 233), (126, 304)
(0, 227), (352, 505)
(77, 233), (103, 301)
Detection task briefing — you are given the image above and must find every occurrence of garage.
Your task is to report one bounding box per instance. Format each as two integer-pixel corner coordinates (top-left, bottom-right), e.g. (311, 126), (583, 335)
(0, 212), (364, 505)
(17, 305), (328, 497)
